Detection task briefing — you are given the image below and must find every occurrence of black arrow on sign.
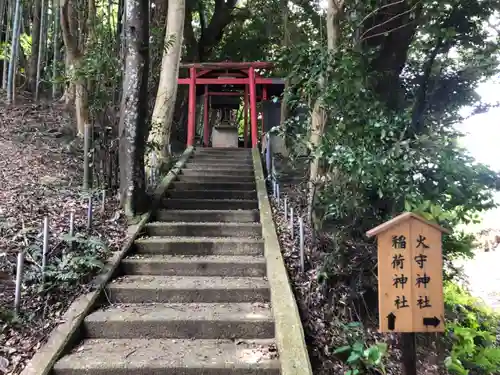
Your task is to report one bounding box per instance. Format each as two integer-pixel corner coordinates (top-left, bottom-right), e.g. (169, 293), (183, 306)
(387, 313), (396, 330)
(423, 316), (441, 327)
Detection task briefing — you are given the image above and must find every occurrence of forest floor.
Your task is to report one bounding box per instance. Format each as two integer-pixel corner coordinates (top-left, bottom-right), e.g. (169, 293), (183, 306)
(0, 93), (126, 374)
(269, 179), (500, 375)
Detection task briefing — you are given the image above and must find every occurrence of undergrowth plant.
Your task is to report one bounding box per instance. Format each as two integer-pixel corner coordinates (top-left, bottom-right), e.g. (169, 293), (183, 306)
(25, 233), (108, 292)
(444, 283), (500, 375)
(333, 322), (388, 375)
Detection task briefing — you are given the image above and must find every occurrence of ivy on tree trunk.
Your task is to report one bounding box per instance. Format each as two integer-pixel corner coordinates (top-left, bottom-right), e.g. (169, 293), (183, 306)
(119, 0), (149, 218)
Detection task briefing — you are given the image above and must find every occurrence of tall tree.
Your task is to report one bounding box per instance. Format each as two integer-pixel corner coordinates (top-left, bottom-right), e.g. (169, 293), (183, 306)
(1, 0), (11, 89)
(307, 0), (344, 228)
(184, 0), (244, 62)
(52, 0), (61, 98)
(6, 0), (20, 104)
(119, 0), (150, 217)
(60, 0), (90, 136)
(34, 0), (46, 100)
(28, 0), (42, 94)
(147, 0), (185, 174)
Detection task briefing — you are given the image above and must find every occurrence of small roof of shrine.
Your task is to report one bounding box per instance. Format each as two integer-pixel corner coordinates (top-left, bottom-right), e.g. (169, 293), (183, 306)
(366, 212), (451, 238)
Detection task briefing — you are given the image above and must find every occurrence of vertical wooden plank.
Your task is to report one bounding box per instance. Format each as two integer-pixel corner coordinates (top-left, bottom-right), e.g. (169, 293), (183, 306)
(409, 218), (445, 332)
(378, 221), (414, 333)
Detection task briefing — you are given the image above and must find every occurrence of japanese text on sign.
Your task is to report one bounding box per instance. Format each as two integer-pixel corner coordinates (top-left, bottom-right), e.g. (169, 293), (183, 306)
(391, 234), (433, 309)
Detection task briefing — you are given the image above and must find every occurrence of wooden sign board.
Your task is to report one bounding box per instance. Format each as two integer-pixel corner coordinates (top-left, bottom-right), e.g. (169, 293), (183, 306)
(367, 212), (450, 333)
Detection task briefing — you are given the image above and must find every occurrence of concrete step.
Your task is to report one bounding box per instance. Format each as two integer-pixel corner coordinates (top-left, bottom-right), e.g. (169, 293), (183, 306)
(134, 237), (264, 255)
(187, 157), (253, 164)
(166, 189), (256, 200)
(121, 255), (267, 277)
(172, 181), (256, 191)
(154, 209), (260, 222)
(193, 154), (253, 161)
(181, 169), (254, 177)
(196, 147), (251, 154)
(186, 157), (253, 169)
(54, 338), (280, 375)
(163, 198), (258, 210)
(84, 302), (274, 339)
(144, 222), (262, 237)
(177, 174), (255, 183)
(185, 164), (254, 172)
(187, 159), (253, 166)
(107, 275), (270, 303)
(192, 158), (253, 165)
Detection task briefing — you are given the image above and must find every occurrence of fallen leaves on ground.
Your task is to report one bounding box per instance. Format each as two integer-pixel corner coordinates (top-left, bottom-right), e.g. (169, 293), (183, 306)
(0, 93), (127, 374)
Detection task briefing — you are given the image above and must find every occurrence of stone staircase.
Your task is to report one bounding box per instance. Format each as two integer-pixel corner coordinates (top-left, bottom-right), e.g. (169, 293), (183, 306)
(53, 148), (280, 374)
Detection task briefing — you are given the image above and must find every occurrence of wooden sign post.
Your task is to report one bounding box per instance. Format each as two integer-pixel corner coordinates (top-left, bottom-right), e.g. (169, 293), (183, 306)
(367, 212), (450, 375)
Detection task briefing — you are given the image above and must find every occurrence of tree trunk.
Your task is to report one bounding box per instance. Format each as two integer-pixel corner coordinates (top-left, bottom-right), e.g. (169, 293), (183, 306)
(29, 0), (42, 94)
(183, 0), (240, 62)
(119, 0), (149, 217)
(279, 0), (289, 123)
(59, 0), (77, 109)
(2, 0), (11, 89)
(0, 0), (7, 76)
(52, 0), (61, 98)
(12, 3), (21, 101)
(0, 0), (6, 37)
(6, 0), (20, 104)
(326, 0), (341, 51)
(62, 51), (76, 107)
(35, 0), (45, 100)
(307, 0), (343, 228)
(147, 0), (185, 175)
(148, 0), (168, 113)
(276, 0), (290, 156)
(85, 0), (96, 96)
(60, 0), (88, 136)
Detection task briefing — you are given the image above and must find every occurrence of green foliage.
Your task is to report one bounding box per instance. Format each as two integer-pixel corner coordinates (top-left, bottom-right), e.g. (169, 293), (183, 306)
(0, 33), (32, 61)
(332, 322), (388, 375)
(444, 283), (500, 375)
(0, 41), (10, 60)
(78, 41), (121, 117)
(280, 43), (499, 235)
(404, 199), (477, 281)
(46, 234), (108, 286)
(68, 20), (120, 121)
(19, 33), (32, 58)
(278, 44), (499, 322)
(25, 234), (109, 292)
(0, 307), (17, 324)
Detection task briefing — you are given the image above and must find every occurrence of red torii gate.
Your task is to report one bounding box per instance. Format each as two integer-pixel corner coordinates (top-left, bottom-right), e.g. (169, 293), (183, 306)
(178, 61), (284, 148)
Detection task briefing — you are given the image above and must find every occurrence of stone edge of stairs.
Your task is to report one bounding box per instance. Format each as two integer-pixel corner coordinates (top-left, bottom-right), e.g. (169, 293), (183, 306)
(251, 148), (313, 375)
(19, 147), (196, 375)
